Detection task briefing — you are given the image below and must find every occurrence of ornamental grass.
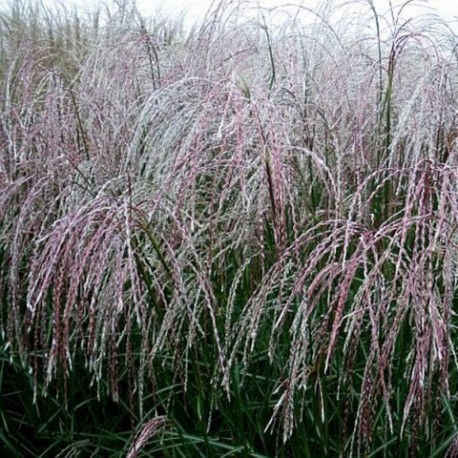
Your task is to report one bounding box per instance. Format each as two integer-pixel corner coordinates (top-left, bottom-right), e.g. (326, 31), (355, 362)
(2, 0), (458, 455)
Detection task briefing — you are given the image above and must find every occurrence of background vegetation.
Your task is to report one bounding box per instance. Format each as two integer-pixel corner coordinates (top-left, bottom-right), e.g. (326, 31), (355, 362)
(2, 0), (458, 455)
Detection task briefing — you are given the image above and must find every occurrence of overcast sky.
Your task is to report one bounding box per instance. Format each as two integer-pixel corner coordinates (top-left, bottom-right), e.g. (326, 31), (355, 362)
(138, 0), (458, 30)
(3, 0), (458, 32)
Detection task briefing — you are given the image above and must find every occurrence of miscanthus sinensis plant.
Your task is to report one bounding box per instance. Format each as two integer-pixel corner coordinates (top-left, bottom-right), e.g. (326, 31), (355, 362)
(2, 0), (458, 455)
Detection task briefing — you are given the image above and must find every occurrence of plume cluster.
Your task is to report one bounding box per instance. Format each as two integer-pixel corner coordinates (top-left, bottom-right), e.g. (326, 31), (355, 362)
(2, 0), (458, 455)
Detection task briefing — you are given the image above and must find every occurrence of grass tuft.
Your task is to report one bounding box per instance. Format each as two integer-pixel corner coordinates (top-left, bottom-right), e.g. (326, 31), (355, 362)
(1, 0), (458, 455)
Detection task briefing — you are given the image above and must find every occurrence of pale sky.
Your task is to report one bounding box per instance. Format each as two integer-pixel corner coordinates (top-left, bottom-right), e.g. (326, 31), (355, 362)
(137, 0), (458, 30)
(3, 0), (458, 32)
(151, 1), (458, 21)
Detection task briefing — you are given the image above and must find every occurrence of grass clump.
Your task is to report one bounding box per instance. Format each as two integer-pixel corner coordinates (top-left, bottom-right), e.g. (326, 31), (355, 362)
(2, 0), (458, 455)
